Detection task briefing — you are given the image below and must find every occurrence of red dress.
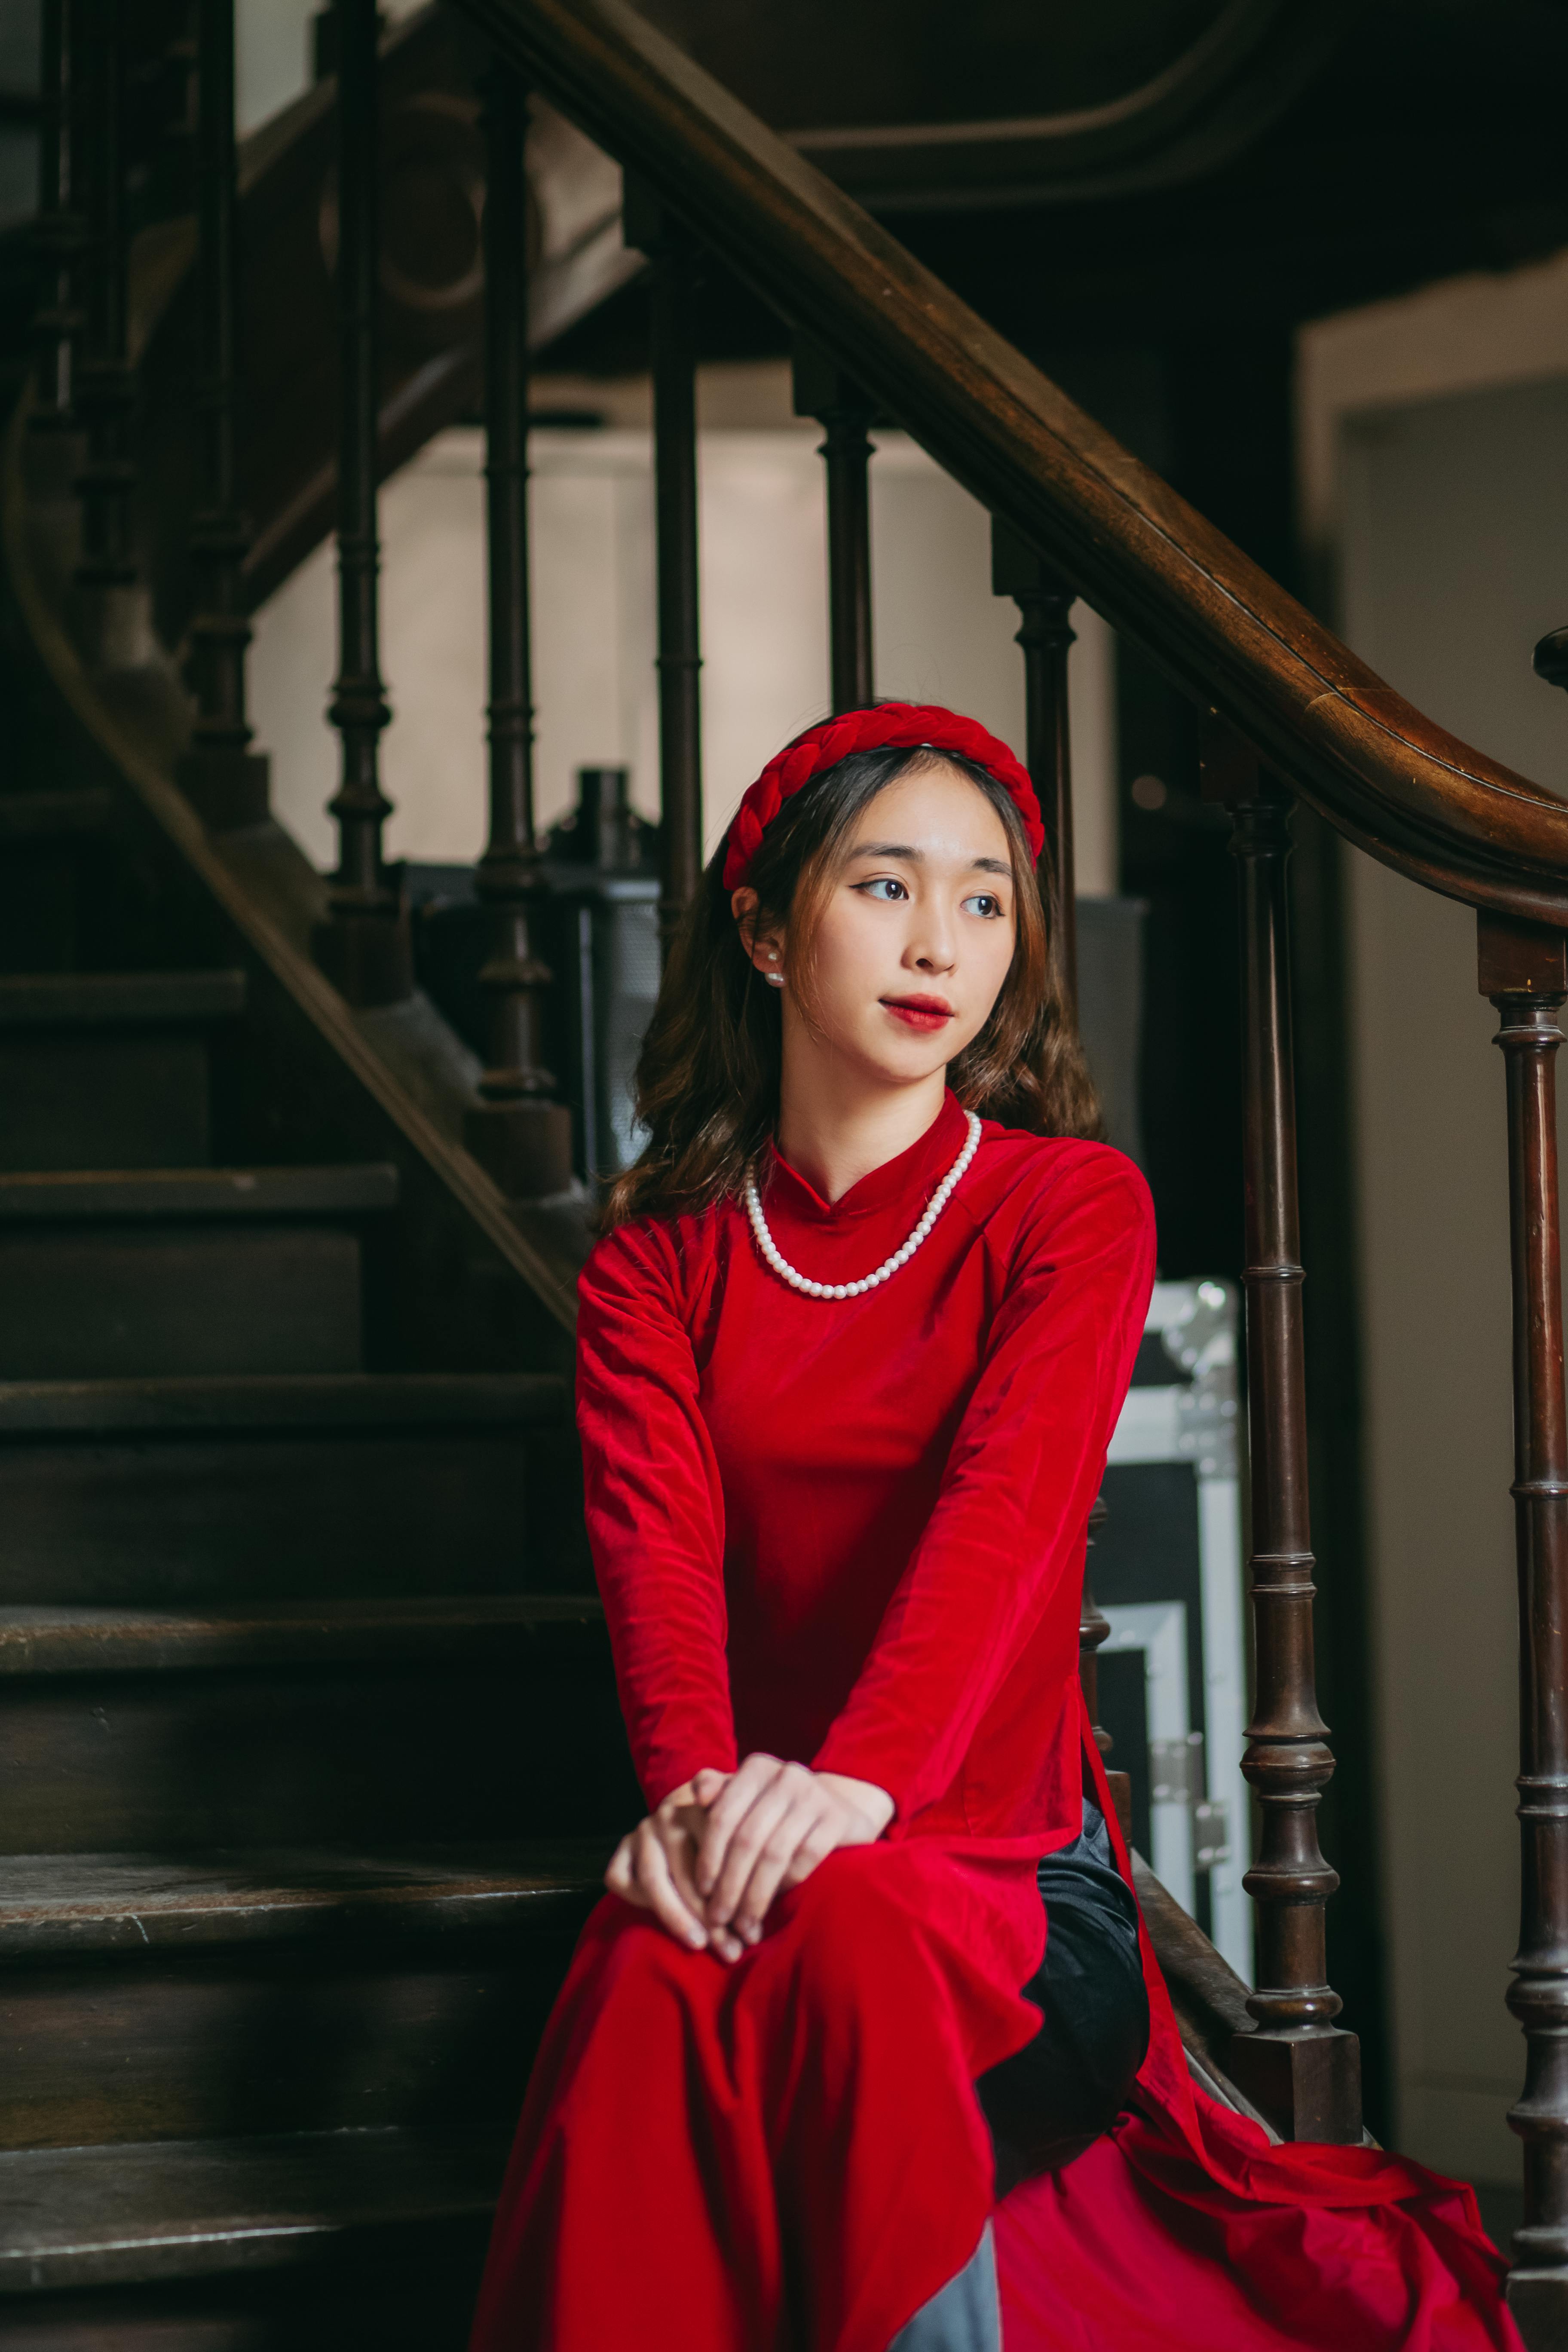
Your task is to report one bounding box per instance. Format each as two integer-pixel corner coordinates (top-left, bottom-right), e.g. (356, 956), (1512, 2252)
(469, 1091), (1519, 2352)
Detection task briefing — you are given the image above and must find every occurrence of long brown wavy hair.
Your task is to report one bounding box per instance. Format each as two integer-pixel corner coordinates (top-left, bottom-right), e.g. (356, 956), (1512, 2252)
(603, 738), (1101, 1230)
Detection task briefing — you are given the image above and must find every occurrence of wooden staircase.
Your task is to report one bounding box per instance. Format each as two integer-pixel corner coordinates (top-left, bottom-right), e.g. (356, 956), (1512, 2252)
(0, 789), (631, 2343)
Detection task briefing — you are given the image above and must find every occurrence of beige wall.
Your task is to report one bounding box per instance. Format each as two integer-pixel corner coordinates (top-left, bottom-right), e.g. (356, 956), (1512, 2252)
(248, 361), (1119, 888)
(1300, 260), (1568, 2183)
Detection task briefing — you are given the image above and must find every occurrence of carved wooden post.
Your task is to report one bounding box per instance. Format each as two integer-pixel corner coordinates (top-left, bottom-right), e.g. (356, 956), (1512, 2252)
(70, 0), (141, 663)
(990, 516), (1078, 1008)
(312, 0), (412, 1007)
(1203, 717), (1360, 2142)
(793, 341), (876, 713)
(33, 0), (83, 431)
(990, 524), (1121, 1828)
(461, 58), (572, 1200)
(1476, 912), (1568, 2343)
(175, 0), (269, 830)
(624, 180), (703, 948)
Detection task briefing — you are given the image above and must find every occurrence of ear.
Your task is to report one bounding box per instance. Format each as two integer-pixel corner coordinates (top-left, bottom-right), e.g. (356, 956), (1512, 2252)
(730, 886), (783, 974)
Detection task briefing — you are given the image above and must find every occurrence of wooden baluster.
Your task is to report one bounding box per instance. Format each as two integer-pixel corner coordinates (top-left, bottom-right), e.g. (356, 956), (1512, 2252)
(991, 516), (1077, 1006)
(461, 58), (571, 1200)
(1476, 913), (1568, 2340)
(1202, 717), (1360, 2143)
(175, 0), (269, 831)
(312, 0), (411, 1008)
(70, 0), (141, 665)
(625, 180), (703, 946)
(32, 0), (83, 432)
(793, 341), (875, 713)
(992, 526), (1124, 1829)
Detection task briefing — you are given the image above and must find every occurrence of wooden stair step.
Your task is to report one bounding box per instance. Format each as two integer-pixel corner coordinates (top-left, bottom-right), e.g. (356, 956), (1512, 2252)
(0, 1596), (606, 1675)
(0, 1372), (570, 1436)
(0, 1378), (587, 1607)
(0, 977), (248, 1176)
(0, 1852), (608, 2149)
(0, 1172), (398, 1379)
(0, 790), (113, 843)
(0, 2126), (507, 2295)
(0, 1599), (634, 1856)
(0, 1166), (398, 1223)
(0, 972), (247, 1029)
(0, 1843), (609, 1960)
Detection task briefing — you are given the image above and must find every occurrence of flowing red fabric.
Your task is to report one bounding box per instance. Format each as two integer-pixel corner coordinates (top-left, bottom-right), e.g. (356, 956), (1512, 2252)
(720, 701), (1044, 888)
(469, 1095), (1520, 2352)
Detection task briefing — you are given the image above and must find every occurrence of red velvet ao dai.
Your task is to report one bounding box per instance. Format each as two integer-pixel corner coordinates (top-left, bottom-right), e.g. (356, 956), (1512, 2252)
(468, 1092), (1520, 2352)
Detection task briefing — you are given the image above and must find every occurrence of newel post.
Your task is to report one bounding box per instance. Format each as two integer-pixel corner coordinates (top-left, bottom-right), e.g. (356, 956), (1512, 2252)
(1203, 717), (1361, 2143)
(1476, 913), (1568, 2343)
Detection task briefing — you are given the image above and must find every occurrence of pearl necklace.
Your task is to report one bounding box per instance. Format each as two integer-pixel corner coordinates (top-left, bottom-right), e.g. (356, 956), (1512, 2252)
(744, 1111), (982, 1300)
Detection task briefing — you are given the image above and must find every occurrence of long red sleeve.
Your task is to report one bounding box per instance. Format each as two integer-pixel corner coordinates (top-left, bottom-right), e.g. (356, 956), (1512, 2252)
(812, 1148), (1154, 1819)
(576, 1219), (736, 1808)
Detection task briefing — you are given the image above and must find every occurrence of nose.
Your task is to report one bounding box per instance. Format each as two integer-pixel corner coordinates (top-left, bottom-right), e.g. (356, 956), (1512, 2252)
(906, 910), (956, 975)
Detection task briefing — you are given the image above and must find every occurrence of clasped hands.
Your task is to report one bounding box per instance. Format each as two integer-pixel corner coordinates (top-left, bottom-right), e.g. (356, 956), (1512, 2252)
(604, 1752), (895, 1963)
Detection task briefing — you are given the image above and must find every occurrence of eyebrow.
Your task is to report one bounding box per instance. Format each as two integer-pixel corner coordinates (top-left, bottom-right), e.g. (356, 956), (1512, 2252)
(849, 841), (1012, 877)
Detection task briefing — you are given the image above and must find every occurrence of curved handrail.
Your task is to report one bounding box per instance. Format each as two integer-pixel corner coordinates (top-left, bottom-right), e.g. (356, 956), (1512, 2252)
(455, 0), (1568, 925)
(787, 0), (1354, 212)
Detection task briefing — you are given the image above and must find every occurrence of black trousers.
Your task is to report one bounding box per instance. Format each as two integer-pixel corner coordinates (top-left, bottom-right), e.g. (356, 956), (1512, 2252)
(977, 1801), (1151, 2194)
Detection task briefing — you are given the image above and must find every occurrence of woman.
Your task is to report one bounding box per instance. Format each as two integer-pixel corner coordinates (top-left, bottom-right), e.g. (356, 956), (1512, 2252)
(471, 704), (1519, 2352)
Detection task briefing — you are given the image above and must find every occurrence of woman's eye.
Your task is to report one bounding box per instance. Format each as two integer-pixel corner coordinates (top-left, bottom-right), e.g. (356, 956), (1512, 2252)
(858, 877), (908, 902)
(962, 892), (1004, 918)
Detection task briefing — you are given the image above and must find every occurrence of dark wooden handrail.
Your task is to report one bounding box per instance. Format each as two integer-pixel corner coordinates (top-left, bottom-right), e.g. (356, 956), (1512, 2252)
(452, 0), (1568, 923)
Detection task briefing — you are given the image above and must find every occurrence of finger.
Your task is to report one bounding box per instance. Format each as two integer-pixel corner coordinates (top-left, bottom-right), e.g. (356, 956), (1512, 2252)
(658, 1810), (707, 1922)
(604, 1834), (646, 1907)
(690, 1767), (730, 1807)
(705, 1774), (800, 1929)
(694, 1752), (784, 1898)
(632, 1829), (709, 1950)
(778, 1815), (842, 1891)
(732, 1798), (828, 1939)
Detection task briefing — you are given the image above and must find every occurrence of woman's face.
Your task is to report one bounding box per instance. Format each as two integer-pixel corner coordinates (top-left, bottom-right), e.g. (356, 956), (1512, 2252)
(742, 758), (1019, 1093)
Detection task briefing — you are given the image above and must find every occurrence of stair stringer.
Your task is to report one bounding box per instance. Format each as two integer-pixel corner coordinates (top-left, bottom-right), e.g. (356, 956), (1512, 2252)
(2, 386), (584, 1379)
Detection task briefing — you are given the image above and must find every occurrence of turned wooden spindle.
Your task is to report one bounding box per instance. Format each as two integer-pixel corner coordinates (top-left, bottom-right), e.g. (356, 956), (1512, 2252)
(461, 58), (572, 1202)
(1475, 911), (1568, 2342)
(990, 518), (1078, 1008)
(991, 524), (1121, 1827)
(70, 0), (140, 654)
(625, 181), (704, 947)
(1202, 718), (1360, 2143)
(175, 0), (270, 831)
(32, 0), (83, 431)
(793, 342), (876, 714)
(312, 0), (412, 1008)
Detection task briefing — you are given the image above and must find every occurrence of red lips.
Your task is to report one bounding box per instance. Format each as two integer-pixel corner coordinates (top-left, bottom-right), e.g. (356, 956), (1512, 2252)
(881, 995), (954, 1033)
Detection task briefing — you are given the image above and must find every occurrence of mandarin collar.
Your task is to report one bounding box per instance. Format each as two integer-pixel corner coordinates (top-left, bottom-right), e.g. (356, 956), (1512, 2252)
(761, 1089), (970, 1227)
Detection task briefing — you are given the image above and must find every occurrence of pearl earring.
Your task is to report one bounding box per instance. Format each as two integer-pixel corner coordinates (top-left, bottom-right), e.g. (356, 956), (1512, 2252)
(765, 971), (784, 988)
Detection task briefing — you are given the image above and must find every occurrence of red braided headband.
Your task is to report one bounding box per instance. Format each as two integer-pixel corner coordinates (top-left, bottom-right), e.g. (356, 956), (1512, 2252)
(720, 702), (1044, 891)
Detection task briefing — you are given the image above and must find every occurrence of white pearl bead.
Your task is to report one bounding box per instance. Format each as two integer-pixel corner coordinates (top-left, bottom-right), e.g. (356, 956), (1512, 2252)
(744, 1112), (981, 1301)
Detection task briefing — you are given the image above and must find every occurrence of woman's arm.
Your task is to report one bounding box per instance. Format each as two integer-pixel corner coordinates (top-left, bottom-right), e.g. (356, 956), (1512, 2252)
(576, 1220), (738, 1814)
(812, 1144), (1156, 1821)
